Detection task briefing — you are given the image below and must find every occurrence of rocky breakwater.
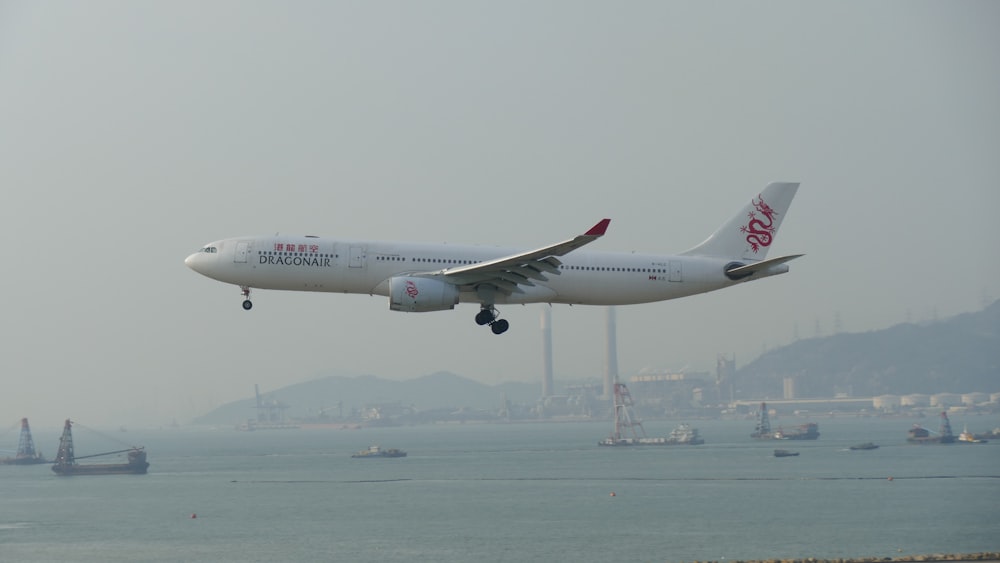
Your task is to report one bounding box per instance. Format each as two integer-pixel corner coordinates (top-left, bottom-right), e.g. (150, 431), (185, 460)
(682, 553), (1000, 563)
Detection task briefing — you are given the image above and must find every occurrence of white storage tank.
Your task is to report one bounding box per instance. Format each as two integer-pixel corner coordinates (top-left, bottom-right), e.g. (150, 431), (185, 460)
(930, 393), (962, 408)
(901, 394), (930, 407)
(873, 395), (901, 410)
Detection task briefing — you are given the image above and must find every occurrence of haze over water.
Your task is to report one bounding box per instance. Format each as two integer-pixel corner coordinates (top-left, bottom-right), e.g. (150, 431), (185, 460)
(3, 416), (998, 562)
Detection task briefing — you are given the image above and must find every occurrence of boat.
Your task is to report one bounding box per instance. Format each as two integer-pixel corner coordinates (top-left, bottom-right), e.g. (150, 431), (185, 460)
(597, 425), (705, 447)
(773, 449), (799, 457)
(665, 423), (705, 445)
(906, 412), (955, 444)
(849, 442), (879, 450)
(597, 379), (705, 446)
(750, 403), (819, 440)
(351, 445), (406, 458)
(973, 427), (1000, 441)
(958, 425), (987, 444)
(50, 419), (149, 475)
(0, 418), (47, 465)
(750, 402), (773, 439)
(775, 422), (820, 440)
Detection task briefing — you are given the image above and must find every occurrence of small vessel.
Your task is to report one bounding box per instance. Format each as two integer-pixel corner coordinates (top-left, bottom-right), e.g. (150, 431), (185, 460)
(665, 423), (705, 445)
(0, 418), (47, 465)
(773, 449), (799, 457)
(51, 420), (149, 476)
(849, 442), (879, 450)
(351, 445), (406, 458)
(958, 425), (987, 444)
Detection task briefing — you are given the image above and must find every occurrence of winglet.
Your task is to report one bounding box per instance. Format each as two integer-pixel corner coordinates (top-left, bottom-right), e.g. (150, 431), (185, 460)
(585, 218), (611, 237)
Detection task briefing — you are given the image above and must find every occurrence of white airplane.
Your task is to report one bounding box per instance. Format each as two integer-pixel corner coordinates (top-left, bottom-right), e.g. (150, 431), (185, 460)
(185, 182), (802, 334)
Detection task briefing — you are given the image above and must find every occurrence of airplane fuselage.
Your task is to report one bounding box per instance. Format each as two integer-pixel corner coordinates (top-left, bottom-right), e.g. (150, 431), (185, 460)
(185, 182), (801, 333)
(186, 235), (786, 306)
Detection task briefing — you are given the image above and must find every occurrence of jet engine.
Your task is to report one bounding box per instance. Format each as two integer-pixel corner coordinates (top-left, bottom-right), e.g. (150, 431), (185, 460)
(389, 276), (460, 312)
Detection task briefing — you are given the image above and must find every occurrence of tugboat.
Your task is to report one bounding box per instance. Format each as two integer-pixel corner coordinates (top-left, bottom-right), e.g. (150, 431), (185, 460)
(0, 418), (47, 465)
(51, 420), (149, 475)
(958, 425), (987, 444)
(351, 445), (407, 458)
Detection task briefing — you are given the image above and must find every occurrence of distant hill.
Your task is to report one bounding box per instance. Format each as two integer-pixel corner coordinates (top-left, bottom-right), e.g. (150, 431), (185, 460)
(194, 371), (542, 425)
(736, 300), (1000, 398)
(196, 302), (1000, 424)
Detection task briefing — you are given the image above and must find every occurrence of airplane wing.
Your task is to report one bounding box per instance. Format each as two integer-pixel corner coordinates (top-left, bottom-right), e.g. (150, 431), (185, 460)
(426, 219), (611, 295)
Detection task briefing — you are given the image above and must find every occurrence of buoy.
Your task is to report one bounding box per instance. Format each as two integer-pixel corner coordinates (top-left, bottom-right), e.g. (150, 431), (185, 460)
(609, 492), (616, 497)
(887, 476), (894, 481)
(190, 513), (197, 519)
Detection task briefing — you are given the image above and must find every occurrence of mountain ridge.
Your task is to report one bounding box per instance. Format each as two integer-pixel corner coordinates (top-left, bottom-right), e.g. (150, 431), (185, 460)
(194, 301), (999, 424)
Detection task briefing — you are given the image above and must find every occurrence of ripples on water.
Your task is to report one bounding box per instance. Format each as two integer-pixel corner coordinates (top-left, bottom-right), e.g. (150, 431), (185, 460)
(2, 416), (998, 562)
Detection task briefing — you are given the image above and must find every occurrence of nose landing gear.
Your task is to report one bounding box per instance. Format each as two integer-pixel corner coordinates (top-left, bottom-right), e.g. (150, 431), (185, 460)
(475, 306), (509, 334)
(240, 286), (253, 310)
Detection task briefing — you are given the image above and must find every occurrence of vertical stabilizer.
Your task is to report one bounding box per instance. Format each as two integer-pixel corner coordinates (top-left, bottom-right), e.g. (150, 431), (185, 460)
(682, 182), (799, 260)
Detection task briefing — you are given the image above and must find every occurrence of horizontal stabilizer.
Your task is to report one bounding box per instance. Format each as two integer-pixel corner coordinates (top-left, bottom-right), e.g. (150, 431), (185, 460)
(725, 254), (804, 280)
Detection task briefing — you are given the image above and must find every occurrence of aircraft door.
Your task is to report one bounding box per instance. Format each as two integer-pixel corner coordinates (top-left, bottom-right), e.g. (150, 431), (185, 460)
(668, 260), (682, 282)
(349, 245), (366, 269)
(235, 241), (250, 264)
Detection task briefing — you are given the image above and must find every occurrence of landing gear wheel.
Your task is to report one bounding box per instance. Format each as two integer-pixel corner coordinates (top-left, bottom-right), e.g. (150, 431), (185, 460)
(475, 309), (496, 326)
(240, 286), (252, 310)
(490, 319), (509, 335)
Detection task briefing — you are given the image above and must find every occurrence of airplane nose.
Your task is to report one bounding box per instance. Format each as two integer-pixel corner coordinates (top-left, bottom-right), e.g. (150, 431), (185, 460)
(184, 253), (201, 272)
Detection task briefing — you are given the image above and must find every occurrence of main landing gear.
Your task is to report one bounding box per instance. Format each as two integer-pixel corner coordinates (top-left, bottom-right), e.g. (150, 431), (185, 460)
(475, 305), (509, 335)
(240, 286), (253, 310)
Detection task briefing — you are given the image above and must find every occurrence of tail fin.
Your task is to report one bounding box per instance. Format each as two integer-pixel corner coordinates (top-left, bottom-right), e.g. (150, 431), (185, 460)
(681, 182), (799, 260)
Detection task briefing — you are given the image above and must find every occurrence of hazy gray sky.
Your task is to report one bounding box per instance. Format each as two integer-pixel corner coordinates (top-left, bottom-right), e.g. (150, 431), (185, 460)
(2, 1), (997, 428)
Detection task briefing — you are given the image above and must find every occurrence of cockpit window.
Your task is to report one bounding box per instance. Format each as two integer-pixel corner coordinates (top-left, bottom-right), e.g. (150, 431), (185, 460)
(200, 246), (218, 253)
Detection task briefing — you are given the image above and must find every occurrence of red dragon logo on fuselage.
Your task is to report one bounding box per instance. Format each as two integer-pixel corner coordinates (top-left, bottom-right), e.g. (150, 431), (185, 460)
(405, 280), (419, 298)
(739, 194), (778, 253)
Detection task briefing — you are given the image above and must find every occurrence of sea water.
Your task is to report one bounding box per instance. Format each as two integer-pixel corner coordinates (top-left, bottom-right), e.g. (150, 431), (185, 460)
(1, 415), (998, 562)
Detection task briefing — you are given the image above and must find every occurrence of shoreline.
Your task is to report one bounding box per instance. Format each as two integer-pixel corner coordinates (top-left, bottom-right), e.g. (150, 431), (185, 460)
(683, 554), (1000, 563)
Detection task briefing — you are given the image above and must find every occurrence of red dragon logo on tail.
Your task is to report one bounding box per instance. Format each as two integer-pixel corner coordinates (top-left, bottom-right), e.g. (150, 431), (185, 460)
(739, 194), (779, 253)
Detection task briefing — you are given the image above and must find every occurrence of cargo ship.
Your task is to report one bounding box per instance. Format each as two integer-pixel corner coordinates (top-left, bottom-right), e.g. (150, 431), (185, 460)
(774, 422), (820, 440)
(0, 418), (47, 465)
(351, 445), (406, 458)
(51, 419), (149, 475)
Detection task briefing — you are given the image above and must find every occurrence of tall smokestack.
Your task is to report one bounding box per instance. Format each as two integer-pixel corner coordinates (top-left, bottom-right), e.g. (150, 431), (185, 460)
(541, 308), (554, 397)
(604, 307), (618, 399)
